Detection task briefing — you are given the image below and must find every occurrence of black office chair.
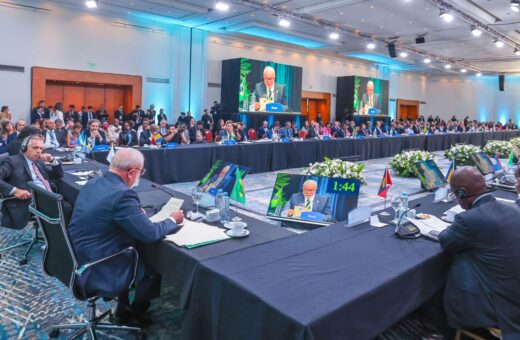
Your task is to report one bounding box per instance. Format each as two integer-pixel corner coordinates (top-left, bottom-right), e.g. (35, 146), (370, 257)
(0, 196), (44, 265)
(28, 181), (144, 339)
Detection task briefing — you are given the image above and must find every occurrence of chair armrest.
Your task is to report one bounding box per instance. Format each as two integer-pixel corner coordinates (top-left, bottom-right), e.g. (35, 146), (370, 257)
(75, 246), (139, 288)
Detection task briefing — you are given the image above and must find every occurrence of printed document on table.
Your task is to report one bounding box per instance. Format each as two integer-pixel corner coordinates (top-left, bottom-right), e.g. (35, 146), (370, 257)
(165, 220), (230, 247)
(407, 216), (450, 236)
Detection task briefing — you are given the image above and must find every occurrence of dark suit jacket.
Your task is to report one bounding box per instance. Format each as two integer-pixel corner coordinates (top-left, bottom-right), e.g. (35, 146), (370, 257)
(361, 93), (380, 110)
(30, 108), (49, 124)
(439, 195), (520, 336)
(43, 129), (67, 148)
(287, 192), (332, 218)
(139, 130), (152, 146)
(0, 154), (63, 229)
(67, 172), (178, 298)
(6, 133), (17, 144)
(257, 126), (268, 139)
(306, 128), (319, 139)
(114, 110), (126, 122)
(118, 130), (138, 147)
(254, 82), (287, 106)
(64, 110), (78, 122)
(83, 129), (107, 146)
(81, 111), (97, 127)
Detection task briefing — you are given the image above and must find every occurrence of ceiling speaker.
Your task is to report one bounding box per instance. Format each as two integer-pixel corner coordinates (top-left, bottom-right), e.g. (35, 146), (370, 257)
(388, 42), (397, 58)
(415, 36), (426, 44)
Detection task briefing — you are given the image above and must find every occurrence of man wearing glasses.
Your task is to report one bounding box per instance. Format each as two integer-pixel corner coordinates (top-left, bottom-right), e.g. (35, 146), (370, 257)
(68, 148), (184, 327)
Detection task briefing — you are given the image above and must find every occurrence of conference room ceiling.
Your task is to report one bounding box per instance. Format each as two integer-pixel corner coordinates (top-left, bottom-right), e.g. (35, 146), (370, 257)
(17, 0), (520, 75)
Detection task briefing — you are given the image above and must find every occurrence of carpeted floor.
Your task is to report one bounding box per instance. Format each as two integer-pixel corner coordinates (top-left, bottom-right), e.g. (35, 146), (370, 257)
(0, 152), (466, 339)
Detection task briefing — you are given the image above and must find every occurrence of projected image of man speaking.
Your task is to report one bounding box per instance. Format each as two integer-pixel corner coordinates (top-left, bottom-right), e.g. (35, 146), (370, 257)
(360, 80), (380, 114)
(254, 66), (287, 110)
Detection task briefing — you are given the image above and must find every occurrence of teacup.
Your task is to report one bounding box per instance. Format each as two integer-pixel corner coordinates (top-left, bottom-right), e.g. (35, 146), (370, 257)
(229, 221), (246, 236)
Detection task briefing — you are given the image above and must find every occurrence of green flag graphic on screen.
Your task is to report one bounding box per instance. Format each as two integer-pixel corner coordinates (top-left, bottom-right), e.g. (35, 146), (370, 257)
(508, 148), (514, 166)
(231, 169), (246, 204)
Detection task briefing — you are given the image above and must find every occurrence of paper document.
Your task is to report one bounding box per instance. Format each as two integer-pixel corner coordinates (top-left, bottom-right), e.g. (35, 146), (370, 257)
(67, 170), (95, 177)
(407, 216), (450, 237)
(149, 197), (184, 223)
(75, 180), (88, 186)
(165, 220), (230, 248)
(443, 205), (465, 216)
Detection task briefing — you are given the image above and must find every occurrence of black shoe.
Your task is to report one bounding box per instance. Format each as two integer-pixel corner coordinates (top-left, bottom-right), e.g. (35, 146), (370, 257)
(115, 306), (152, 329)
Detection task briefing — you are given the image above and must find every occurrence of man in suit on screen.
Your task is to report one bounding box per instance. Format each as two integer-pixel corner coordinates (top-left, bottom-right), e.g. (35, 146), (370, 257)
(254, 66), (287, 110)
(286, 179), (331, 219)
(360, 81), (380, 114)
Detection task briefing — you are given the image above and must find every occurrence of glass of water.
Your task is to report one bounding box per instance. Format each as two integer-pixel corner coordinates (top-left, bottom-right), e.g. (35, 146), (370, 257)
(390, 194), (401, 223)
(191, 186), (203, 214)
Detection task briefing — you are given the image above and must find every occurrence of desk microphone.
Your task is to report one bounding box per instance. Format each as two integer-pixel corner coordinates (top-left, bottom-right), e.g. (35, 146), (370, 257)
(395, 203), (422, 239)
(87, 161), (104, 178)
(151, 183), (175, 198)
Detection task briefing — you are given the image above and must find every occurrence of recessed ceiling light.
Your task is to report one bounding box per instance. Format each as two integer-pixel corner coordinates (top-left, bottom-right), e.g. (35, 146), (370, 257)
(85, 0), (98, 8)
(279, 18), (291, 27)
(494, 39), (505, 48)
(399, 52), (408, 58)
(444, 64), (451, 69)
(511, 0), (520, 12)
(215, 1), (230, 11)
(471, 26), (482, 37)
(329, 32), (339, 40)
(476, 72), (482, 77)
(460, 68), (467, 73)
(423, 58), (431, 64)
(439, 8), (454, 22)
(367, 42), (376, 49)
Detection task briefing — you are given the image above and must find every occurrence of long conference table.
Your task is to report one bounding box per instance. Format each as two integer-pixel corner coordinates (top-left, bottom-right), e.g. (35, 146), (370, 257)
(91, 131), (520, 184)
(56, 158), (519, 339)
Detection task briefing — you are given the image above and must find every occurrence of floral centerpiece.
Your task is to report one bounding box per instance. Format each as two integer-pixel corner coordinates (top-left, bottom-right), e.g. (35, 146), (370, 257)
(444, 144), (481, 166)
(510, 137), (520, 149)
(389, 150), (437, 177)
(483, 140), (511, 158)
(302, 157), (366, 184)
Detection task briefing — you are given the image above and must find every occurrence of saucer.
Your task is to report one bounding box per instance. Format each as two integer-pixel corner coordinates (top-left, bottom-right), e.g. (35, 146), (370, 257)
(225, 229), (250, 238)
(224, 222), (248, 229)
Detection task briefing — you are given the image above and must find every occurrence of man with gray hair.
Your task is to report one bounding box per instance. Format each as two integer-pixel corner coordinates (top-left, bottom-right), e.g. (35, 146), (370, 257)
(68, 148), (184, 327)
(254, 65), (287, 110)
(7, 119), (26, 144)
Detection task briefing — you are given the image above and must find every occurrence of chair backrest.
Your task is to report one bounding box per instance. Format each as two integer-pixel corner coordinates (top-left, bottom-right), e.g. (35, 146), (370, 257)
(28, 182), (76, 289)
(205, 130), (213, 142)
(299, 130), (307, 138)
(248, 128), (257, 140)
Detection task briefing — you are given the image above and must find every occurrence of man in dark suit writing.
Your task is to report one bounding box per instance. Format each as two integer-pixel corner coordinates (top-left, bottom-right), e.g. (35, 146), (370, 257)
(286, 179), (331, 220)
(253, 66), (287, 111)
(0, 135), (63, 228)
(439, 167), (520, 337)
(68, 148), (184, 327)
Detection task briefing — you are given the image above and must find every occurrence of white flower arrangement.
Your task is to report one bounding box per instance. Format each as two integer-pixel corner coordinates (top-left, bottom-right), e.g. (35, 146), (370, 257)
(444, 144), (481, 166)
(302, 157), (366, 185)
(389, 150), (437, 177)
(510, 137), (520, 149)
(483, 140), (511, 158)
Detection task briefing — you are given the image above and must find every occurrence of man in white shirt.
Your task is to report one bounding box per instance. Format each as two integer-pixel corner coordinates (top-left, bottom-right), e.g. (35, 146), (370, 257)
(108, 118), (122, 144)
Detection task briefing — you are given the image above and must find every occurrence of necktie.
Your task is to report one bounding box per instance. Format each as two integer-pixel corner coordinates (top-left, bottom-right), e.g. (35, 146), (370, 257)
(50, 130), (55, 142)
(32, 162), (52, 192)
(305, 199), (311, 209)
(268, 90), (272, 100)
(128, 132), (132, 144)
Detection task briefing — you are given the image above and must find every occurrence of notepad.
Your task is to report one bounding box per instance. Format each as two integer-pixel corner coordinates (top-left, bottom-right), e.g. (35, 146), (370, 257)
(165, 220), (230, 248)
(149, 197), (184, 223)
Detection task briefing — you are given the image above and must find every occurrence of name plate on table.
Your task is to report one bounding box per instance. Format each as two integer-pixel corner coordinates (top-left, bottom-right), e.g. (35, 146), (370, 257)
(266, 103), (283, 113)
(92, 145), (110, 152)
(322, 135), (330, 140)
(300, 211), (324, 222)
(368, 108), (379, 115)
(224, 140), (237, 145)
(345, 206), (372, 228)
(281, 137), (290, 143)
(166, 143), (178, 149)
(377, 134), (386, 138)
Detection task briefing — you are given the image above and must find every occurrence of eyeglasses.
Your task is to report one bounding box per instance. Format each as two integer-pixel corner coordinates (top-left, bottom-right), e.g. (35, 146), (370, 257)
(130, 168), (146, 175)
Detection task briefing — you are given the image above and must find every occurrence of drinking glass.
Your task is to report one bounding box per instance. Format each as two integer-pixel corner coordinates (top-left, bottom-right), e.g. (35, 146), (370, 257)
(191, 186), (203, 214)
(390, 194), (401, 223)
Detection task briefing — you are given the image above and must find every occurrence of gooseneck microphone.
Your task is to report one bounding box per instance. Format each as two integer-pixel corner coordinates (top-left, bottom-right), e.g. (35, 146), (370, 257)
(151, 183), (176, 198)
(395, 203), (421, 233)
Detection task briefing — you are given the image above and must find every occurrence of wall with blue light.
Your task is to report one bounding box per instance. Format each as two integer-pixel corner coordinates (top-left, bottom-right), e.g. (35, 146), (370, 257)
(427, 76), (520, 124)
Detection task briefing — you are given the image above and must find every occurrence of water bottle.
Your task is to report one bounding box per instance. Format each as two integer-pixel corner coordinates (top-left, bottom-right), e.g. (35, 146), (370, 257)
(398, 192), (408, 221)
(220, 191), (231, 223)
(250, 93), (256, 111)
(215, 189), (224, 221)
